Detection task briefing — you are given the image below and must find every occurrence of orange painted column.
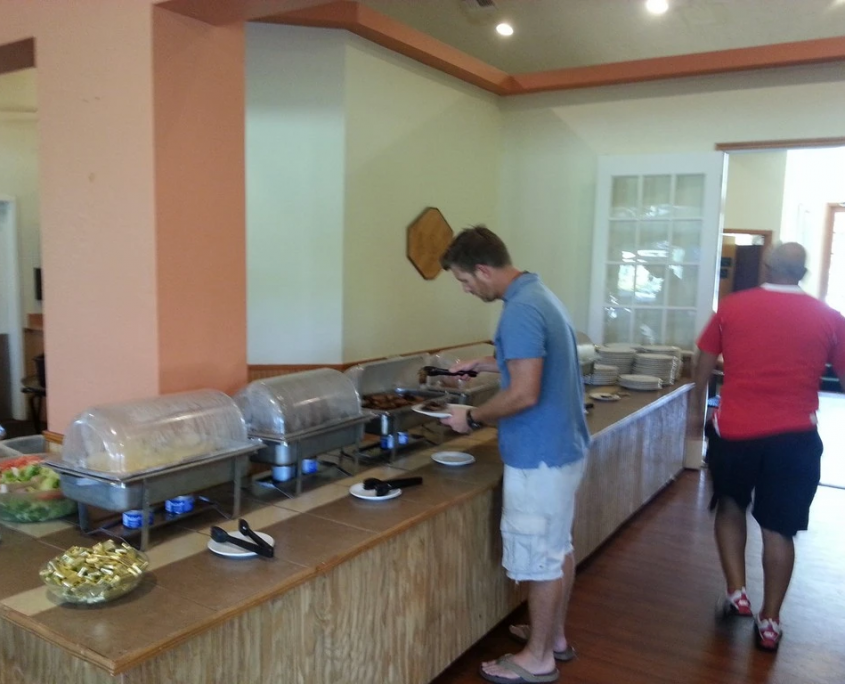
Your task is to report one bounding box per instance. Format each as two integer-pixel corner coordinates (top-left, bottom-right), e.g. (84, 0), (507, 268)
(151, 7), (247, 396)
(0, 1), (248, 430)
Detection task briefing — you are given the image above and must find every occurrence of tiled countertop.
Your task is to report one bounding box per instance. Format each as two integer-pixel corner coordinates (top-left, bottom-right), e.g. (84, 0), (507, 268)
(0, 429), (503, 674)
(0, 383), (690, 675)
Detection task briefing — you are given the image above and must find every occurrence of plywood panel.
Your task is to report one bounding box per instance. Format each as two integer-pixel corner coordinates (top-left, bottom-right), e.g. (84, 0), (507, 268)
(124, 490), (521, 684)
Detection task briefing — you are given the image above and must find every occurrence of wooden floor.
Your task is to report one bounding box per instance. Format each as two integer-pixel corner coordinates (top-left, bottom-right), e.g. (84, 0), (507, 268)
(431, 470), (845, 684)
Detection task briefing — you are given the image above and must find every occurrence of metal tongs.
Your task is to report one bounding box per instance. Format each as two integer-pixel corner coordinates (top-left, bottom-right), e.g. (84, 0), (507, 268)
(210, 519), (275, 558)
(419, 365), (478, 379)
(363, 476), (423, 497)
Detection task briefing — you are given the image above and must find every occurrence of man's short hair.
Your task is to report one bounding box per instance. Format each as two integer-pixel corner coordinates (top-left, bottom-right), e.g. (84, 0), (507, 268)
(440, 225), (512, 272)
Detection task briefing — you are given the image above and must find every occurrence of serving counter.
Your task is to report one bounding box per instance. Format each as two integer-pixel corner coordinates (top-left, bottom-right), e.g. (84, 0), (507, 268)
(0, 384), (690, 684)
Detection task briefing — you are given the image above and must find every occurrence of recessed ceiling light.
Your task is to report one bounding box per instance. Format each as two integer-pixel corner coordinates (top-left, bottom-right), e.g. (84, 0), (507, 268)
(646, 0), (669, 15)
(496, 22), (514, 37)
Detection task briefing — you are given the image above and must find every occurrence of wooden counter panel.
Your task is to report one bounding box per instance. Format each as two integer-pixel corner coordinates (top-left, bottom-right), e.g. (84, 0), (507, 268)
(574, 385), (690, 562)
(0, 622), (116, 684)
(0, 391), (689, 682)
(123, 490), (523, 684)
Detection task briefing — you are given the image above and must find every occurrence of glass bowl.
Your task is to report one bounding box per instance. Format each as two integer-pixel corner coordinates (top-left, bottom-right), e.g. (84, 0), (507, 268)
(0, 489), (77, 523)
(40, 540), (149, 605)
(0, 454), (77, 523)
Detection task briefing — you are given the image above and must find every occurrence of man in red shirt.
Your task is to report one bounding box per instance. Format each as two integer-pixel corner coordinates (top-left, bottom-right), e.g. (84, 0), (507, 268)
(694, 242), (845, 652)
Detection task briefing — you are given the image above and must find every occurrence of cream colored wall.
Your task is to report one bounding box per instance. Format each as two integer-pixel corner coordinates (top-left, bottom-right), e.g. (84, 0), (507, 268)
(500, 64), (845, 332)
(245, 24), (345, 364)
(0, 68), (39, 317)
(723, 152), (787, 237)
(342, 36), (501, 362)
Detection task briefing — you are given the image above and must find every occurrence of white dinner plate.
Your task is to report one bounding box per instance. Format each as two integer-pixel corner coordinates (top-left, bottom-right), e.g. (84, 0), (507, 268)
(349, 482), (402, 501)
(589, 391), (620, 402)
(432, 451), (476, 467)
(412, 402), (464, 419)
(207, 530), (275, 559)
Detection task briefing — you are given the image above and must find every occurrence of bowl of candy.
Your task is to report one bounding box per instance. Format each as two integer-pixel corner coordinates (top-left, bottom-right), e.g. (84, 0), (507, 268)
(39, 540), (149, 604)
(0, 454), (77, 523)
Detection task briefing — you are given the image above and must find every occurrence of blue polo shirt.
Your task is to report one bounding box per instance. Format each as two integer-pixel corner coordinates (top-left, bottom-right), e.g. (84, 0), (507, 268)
(493, 273), (590, 469)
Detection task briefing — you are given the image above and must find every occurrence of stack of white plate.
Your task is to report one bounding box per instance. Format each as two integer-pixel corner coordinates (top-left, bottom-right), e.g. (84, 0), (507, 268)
(619, 374), (662, 391)
(584, 363), (619, 386)
(596, 346), (637, 375)
(640, 345), (682, 379)
(633, 353), (676, 385)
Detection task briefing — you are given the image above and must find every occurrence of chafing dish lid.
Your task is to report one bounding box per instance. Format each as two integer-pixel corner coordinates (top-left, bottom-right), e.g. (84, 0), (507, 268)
(60, 390), (249, 475)
(236, 368), (361, 437)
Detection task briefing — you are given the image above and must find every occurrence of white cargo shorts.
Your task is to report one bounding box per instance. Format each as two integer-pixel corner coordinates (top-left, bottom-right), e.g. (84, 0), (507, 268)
(501, 459), (586, 582)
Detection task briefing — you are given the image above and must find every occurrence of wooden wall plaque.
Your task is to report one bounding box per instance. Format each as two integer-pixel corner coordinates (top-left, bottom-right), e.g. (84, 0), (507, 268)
(407, 207), (454, 280)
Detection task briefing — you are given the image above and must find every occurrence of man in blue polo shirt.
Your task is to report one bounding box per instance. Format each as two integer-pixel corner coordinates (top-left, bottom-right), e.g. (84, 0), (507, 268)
(440, 226), (590, 684)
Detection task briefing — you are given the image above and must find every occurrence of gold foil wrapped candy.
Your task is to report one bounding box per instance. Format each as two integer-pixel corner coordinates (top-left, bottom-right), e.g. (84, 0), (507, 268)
(39, 540), (149, 604)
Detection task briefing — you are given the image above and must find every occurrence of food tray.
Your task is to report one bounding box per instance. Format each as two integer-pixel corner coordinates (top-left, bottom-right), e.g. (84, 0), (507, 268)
(251, 414), (373, 466)
(60, 390), (249, 476)
(47, 443), (258, 510)
(236, 369), (363, 438)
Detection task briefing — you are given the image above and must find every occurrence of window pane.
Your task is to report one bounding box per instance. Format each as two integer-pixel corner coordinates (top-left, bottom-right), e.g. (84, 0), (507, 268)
(642, 175), (672, 218)
(675, 174), (705, 218)
(611, 176), (639, 219)
(635, 264), (666, 305)
(671, 220), (703, 263)
(634, 309), (664, 345)
(639, 221), (670, 261)
(608, 221), (638, 261)
(603, 306), (633, 344)
(666, 264), (699, 307)
(665, 309), (697, 348)
(606, 264), (636, 305)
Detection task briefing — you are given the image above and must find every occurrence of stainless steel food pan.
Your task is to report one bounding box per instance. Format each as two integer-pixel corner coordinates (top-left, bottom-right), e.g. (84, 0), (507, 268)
(250, 414), (372, 466)
(48, 443), (258, 512)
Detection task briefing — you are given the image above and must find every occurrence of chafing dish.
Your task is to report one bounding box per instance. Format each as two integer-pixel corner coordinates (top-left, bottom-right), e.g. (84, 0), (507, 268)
(236, 369), (373, 494)
(345, 355), (448, 459)
(46, 389), (260, 550)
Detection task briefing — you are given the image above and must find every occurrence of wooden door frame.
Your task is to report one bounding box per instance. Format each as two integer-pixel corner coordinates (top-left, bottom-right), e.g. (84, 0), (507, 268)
(819, 204), (845, 302)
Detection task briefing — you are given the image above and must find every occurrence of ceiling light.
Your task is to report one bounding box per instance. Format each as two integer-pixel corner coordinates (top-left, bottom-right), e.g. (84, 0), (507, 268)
(646, 0), (669, 15)
(496, 22), (514, 37)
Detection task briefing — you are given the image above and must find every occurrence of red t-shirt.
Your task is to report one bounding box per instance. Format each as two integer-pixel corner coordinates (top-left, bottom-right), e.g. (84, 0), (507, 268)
(697, 285), (845, 439)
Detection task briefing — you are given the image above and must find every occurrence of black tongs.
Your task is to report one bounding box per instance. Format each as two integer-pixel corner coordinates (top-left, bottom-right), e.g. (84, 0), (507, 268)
(210, 519), (275, 558)
(420, 365), (478, 378)
(363, 476), (423, 497)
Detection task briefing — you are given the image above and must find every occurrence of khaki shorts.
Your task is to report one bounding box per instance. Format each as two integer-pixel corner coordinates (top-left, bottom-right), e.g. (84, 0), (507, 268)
(501, 459), (586, 582)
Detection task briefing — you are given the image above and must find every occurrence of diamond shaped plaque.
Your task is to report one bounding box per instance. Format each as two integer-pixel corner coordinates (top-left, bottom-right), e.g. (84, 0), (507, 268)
(407, 207), (454, 280)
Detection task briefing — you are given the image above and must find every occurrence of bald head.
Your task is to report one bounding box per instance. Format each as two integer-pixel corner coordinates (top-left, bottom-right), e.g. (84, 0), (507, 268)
(764, 242), (807, 284)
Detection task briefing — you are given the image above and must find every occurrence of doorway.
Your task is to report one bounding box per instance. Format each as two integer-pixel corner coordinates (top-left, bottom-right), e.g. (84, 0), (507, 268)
(0, 196), (24, 420)
(718, 229), (773, 301)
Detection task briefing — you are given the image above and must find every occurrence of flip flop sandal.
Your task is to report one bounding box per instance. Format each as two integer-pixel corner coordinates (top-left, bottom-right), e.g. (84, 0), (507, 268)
(509, 625), (577, 662)
(479, 654), (560, 684)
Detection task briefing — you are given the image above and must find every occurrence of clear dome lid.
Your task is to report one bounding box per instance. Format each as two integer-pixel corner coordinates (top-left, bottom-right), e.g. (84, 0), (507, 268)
(235, 368), (361, 437)
(61, 390), (249, 475)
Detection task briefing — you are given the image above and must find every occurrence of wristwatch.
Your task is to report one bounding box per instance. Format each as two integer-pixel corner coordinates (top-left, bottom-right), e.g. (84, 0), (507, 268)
(466, 410), (483, 431)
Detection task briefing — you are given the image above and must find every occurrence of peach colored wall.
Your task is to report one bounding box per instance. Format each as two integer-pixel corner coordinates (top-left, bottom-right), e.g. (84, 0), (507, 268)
(1, 1), (161, 431)
(0, 0), (374, 431)
(152, 8), (247, 395)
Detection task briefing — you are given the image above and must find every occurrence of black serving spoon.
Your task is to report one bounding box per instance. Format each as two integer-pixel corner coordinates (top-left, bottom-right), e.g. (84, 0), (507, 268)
(210, 525), (274, 558)
(362, 476), (423, 497)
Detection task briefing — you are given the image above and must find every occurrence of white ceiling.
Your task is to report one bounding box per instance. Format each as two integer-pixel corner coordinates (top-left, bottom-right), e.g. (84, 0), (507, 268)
(358, 0), (845, 74)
